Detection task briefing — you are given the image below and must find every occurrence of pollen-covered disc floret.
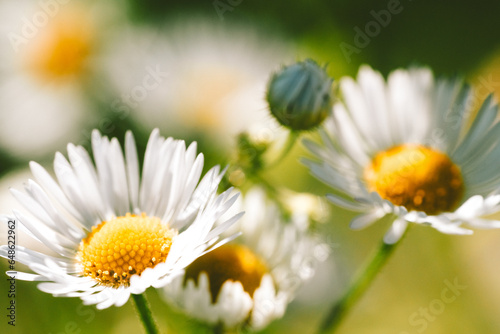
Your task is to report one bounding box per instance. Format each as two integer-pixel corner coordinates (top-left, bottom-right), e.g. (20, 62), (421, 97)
(78, 213), (176, 287)
(184, 244), (268, 302)
(364, 145), (464, 215)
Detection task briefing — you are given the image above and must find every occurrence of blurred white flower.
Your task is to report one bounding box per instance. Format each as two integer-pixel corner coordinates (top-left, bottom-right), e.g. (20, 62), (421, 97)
(163, 187), (328, 330)
(281, 190), (330, 226)
(104, 19), (295, 149)
(0, 0), (125, 159)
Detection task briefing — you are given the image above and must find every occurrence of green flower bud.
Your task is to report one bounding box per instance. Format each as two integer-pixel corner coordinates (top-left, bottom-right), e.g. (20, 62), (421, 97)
(266, 59), (333, 131)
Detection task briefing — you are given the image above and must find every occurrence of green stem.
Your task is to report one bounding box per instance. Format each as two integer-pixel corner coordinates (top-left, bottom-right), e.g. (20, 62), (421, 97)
(266, 131), (300, 169)
(317, 228), (409, 334)
(132, 293), (161, 334)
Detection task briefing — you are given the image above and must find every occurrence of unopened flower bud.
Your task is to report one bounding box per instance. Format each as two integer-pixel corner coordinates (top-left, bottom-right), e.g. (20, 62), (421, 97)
(266, 59), (333, 131)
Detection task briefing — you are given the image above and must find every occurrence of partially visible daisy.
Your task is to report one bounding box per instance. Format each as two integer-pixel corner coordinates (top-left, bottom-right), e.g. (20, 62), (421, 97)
(0, 129), (242, 309)
(305, 66), (500, 243)
(163, 188), (327, 330)
(0, 169), (54, 256)
(0, 0), (124, 159)
(104, 19), (294, 148)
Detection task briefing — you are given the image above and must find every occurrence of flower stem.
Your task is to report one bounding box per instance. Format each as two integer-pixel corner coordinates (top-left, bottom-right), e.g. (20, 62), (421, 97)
(317, 230), (408, 334)
(132, 293), (161, 334)
(266, 130), (299, 169)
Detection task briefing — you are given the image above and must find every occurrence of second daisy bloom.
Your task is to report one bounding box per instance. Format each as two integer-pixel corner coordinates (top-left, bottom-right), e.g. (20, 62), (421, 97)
(163, 188), (327, 330)
(305, 66), (500, 243)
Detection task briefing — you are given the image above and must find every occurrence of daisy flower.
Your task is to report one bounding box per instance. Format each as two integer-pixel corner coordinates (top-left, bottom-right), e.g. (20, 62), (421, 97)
(0, 129), (242, 309)
(0, 0), (124, 159)
(305, 66), (500, 244)
(163, 188), (327, 330)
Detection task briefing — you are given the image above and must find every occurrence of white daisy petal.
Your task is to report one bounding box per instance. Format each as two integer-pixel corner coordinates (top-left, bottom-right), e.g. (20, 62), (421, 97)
(454, 94), (498, 160)
(108, 138), (130, 215)
(0, 245), (74, 270)
(12, 210), (75, 257)
(443, 83), (472, 152)
(91, 131), (114, 220)
(462, 218), (500, 229)
(10, 187), (72, 240)
(170, 154), (204, 224)
(29, 161), (86, 227)
(417, 215), (473, 235)
(13, 272), (46, 282)
(66, 143), (109, 219)
(383, 219), (408, 244)
(331, 105), (370, 166)
(173, 166), (224, 228)
(138, 129), (161, 211)
(350, 210), (386, 230)
(357, 66), (393, 148)
(125, 131), (140, 212)
(114, 288), (131, 308)
(251, 275), (286, 330)
(217, 281), (253, 327)
(325, 193), (371, 212)
(454, 195), (485, 219)
(54, 152), (99, 225)
(457, 123), (500, 175)
(25, 180), (84, 241)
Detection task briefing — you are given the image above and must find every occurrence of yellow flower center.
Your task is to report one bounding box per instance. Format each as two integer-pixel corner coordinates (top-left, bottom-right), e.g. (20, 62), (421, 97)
(78, 213), (176, 288)
(184, 244), (268, 303)
(364, 144), (464, 215)
(24, 8), (94, 82)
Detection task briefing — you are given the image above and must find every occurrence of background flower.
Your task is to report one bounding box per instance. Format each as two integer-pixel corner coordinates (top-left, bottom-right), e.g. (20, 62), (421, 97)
(0, 0), (126, 161)
(104, 18), (294, 151)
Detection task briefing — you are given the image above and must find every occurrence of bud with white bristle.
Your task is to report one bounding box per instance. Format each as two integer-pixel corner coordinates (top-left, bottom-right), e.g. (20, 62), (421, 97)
(266, 59), (334, 131)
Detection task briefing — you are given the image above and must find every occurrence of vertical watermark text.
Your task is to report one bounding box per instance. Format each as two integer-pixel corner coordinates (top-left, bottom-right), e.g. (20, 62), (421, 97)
(6, 219), (16, 327)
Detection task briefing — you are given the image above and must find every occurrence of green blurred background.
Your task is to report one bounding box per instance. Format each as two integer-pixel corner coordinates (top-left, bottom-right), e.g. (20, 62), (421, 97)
(2, 0), (500, 333)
